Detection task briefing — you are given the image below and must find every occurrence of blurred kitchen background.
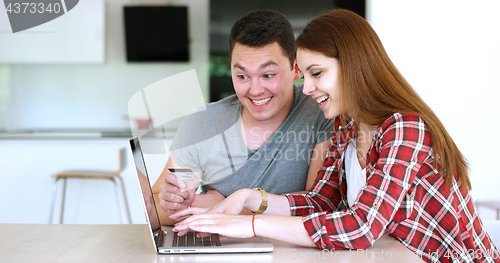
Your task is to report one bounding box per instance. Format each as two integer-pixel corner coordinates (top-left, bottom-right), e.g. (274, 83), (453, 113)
(1, 0), (499, 224)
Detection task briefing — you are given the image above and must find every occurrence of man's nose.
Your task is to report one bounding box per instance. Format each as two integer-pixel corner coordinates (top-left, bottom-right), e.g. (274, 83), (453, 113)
(249, 78), (265, 96)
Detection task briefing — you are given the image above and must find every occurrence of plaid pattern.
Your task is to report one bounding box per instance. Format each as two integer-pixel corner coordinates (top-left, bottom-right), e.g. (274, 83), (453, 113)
(286, 113), (499, 263)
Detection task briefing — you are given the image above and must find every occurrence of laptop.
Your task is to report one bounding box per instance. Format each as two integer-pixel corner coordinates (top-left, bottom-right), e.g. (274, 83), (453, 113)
(129, 137), (274, 254)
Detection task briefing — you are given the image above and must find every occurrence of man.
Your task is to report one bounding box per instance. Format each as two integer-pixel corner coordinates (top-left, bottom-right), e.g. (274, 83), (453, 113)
(152, 10), (334, 225)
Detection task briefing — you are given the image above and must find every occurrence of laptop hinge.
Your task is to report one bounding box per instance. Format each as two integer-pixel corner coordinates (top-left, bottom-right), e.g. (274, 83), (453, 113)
(155, 229), (164, 248)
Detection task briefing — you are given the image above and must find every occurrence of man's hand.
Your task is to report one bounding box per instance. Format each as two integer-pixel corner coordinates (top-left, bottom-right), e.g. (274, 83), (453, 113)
(157, 172), (196, 214)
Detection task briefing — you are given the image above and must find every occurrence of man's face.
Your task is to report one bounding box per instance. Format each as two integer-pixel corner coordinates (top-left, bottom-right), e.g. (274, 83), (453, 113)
(231, 42), (298, 122)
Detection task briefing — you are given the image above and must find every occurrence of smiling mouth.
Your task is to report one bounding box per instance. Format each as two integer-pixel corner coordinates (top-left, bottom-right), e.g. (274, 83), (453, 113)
(316, 96), (329, 105)
(251, 97), (272, 106)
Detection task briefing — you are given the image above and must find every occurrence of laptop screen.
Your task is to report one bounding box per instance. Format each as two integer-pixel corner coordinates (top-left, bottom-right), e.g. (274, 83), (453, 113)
(129, 138), (161, 235)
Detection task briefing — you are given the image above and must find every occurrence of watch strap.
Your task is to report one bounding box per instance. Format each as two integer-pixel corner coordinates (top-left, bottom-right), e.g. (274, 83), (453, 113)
(252, 188), (268, 214)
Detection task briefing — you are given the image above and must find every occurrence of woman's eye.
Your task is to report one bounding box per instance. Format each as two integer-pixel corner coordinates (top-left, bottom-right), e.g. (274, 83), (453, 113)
(311, 71), (321, 77)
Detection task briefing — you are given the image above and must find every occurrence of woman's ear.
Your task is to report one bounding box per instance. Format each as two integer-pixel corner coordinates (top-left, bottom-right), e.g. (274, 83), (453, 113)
(293, 58), (301, 81)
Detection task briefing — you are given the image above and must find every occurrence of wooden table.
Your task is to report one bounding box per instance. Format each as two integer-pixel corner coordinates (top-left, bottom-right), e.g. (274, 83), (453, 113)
(0, 224), (425, 263)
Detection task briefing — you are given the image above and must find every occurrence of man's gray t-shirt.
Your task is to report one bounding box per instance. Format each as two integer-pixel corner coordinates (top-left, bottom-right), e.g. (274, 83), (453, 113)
(169, 84), (334, 196)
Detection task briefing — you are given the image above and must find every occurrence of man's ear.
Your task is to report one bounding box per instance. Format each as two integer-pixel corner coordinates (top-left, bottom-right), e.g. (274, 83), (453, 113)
(292, 58), (301, 81)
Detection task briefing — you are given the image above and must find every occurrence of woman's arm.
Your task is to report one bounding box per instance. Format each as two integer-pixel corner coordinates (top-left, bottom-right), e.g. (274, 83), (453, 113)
(170, 188), (292, 220)
(172, 188), (316, 247)
(173, 213), (316, 247)
(171, 188), (296, 238)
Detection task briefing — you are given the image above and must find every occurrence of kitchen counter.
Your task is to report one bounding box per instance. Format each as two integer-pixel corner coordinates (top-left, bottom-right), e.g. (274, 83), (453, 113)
(0, 129), (173, 224)
(0, 128), (176, 140)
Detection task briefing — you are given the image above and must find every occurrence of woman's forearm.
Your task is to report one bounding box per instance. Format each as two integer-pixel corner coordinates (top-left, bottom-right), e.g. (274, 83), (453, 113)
(242, 188), (291, 216)
(254, 214), (316, 247)
(172, 188), (316, 246)
(247, 189), (316, 246)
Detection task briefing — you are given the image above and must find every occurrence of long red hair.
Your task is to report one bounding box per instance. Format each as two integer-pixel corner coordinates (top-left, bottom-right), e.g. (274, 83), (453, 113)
(296, 9), (470, 190)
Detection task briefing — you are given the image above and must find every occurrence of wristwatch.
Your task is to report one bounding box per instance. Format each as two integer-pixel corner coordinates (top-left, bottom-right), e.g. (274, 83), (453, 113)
(252, 188), (268, 214)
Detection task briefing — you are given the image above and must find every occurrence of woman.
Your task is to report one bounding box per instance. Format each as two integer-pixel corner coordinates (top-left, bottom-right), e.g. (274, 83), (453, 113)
(171, 9), (498, 262)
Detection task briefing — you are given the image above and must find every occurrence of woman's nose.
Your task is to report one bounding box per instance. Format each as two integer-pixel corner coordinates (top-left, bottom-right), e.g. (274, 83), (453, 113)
(302, 79), (316, 96)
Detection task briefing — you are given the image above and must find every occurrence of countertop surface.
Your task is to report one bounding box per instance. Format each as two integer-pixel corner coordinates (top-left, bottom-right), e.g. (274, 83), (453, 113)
(0, 128), (176, 140)
(0, 224), (426, 263)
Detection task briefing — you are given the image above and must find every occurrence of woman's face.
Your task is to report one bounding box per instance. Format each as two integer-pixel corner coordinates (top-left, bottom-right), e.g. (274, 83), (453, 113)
(297, 48), (343, 119)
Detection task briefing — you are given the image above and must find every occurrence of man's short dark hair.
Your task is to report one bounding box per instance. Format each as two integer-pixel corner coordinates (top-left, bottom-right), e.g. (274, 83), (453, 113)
(229, 10), (296, 69)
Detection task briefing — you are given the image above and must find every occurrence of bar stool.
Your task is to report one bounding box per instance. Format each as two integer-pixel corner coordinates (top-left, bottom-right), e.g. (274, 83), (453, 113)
(48, 148), (132, 224)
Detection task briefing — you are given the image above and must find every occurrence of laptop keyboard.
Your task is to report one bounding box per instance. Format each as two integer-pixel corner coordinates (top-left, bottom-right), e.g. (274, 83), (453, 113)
(172, 231), (221, 247)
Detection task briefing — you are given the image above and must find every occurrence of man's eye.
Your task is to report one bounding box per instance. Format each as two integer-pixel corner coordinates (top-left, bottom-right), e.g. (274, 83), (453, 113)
(237, 75), (248, 80)
(264, 73), (275, 79)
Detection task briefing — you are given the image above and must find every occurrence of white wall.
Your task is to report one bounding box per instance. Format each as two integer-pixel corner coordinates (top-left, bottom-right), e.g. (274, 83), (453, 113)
(367, 0), (500, 206)
(0, 0), (209, 130)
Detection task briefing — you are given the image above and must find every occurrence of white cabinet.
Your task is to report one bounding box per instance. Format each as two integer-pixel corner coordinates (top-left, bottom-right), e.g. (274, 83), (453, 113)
(0, 0), (104, 64)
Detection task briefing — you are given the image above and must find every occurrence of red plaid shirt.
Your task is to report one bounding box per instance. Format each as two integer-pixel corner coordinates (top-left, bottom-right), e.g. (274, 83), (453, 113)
(286, 113), (499, 263)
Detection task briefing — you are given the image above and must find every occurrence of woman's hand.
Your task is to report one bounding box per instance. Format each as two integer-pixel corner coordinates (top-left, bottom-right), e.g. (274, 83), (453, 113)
(191, 190), (226, 208)
(173, 213), (317, 248)
(169, 188), (257, 236)
(172, 213), (255, 238)
(166, 190), (226, 222)
(170, 188), (253, 221)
